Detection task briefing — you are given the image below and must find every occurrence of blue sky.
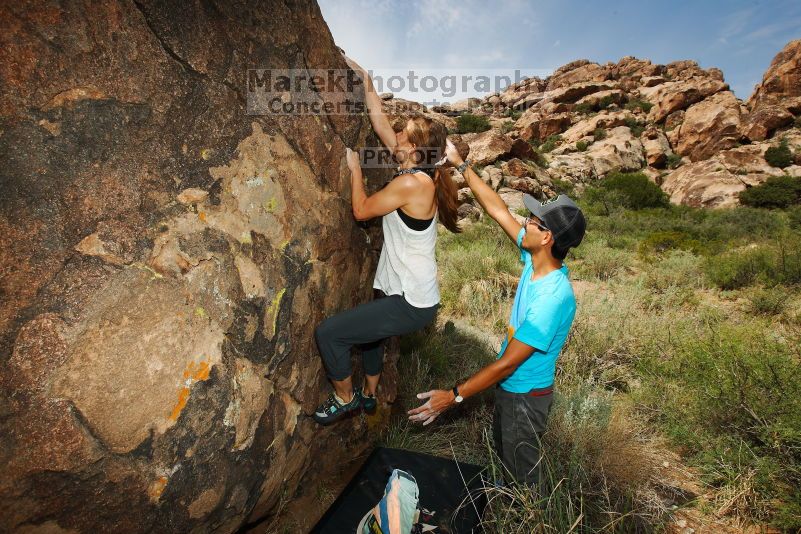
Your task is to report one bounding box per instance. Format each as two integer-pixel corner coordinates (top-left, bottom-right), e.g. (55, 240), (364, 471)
(319, 0), (800, 103)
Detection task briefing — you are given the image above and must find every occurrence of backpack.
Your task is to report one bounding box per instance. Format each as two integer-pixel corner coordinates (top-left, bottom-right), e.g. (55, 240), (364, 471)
(357, 469), (420, 534)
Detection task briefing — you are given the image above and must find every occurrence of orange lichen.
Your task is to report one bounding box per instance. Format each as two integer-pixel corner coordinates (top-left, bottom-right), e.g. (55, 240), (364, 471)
(198, 211), (206, 222)
(169, 360), (212, 421)
(148, 476), (169, 502)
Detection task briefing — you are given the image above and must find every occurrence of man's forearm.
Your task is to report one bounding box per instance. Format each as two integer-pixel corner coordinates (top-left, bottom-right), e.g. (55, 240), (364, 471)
(456, 358), (516, 401)
(462, 164), (510, 218)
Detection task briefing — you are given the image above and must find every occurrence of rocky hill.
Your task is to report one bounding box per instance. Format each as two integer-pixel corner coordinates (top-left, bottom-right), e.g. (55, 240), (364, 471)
(414, 40), (801, 216)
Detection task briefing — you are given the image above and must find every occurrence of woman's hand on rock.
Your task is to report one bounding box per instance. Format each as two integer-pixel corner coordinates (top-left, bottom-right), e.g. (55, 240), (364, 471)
(346, 147), (361, 173)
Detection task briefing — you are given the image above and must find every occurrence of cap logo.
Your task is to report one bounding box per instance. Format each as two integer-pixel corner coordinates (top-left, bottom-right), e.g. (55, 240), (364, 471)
(541, 195), (561, 206)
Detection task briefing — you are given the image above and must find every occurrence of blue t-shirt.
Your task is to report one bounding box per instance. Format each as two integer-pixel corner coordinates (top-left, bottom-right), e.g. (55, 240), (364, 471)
(498, 227), (577, 393)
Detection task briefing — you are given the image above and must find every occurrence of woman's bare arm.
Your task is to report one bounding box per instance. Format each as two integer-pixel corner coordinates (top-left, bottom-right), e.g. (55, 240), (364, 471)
(343, 55), (398, 153)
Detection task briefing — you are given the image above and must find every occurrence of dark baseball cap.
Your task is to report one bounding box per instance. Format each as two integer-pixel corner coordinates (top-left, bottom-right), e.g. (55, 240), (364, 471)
(522, 194), (586, 250)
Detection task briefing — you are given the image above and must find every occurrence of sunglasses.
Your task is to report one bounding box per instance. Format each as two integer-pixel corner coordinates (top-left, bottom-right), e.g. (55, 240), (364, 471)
(524, 216), (550, 233)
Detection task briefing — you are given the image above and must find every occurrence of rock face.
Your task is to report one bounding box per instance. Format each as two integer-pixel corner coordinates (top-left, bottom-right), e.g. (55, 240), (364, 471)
(448, 38), (801, 214)
(747, 39), (801, 109)
(0, 1), (394, 533)
(675, 91), (741, 161)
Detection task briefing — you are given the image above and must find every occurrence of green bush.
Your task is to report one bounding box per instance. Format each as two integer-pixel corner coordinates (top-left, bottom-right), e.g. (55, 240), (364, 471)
(624, 117), (645, 137)
(551, 177), (576, 196)
(665, 153), (683, 169)
(504, 109), (522, 120)
(593, 128), (607, 141)
(788, 206), (801, 229)
(587, 172), (669, 211)
(576, 140), (589, 152)
(598, 94), (615, 110)
(639, 230), (701, 256)
(636, 323), (801, 528)
(747, 287), (787, 315)
(575, 102), (594, 114)
(701, 238), (801, 289)
(539, 134), (561, 153)
(739, 175), (801, 209)
(764, 138), (793, 168)
(456, 113), (491, 134)
(499, 120), (515, 134)
(624, 98), (653, 113)
(570, 240), (633, 281)
(794, 115), (801, 129)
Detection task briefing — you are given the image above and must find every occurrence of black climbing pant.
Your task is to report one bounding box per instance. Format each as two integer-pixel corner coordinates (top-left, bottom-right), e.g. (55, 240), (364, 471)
(315, 292), (439, 381)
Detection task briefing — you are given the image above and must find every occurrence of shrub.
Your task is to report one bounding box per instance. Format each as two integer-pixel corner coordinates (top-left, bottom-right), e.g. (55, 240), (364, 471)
(575, 102), (594, 114)
(456, 113), (491, 134)
(697, 207), (786, 244)
(593, 128), (607, 141)
(747, 287), (787, 315)
(739, 175), (801, 209)
(666, 153), (683, 169)
(643, 249), (703, 290)
(764, 138), (793, 168)
(636, 323), (801, 527)
(639, 230), (701, 256)
(571, 240), (633, 281)
(587, 172), (670, 211)
(598, 94), (615, 110)
(794, 115), (801, 129)
(539, 134), (562, 153)
(788, 206), (801, 229)
(504, 108), (522, 120)
(624, 98), (653, 113)
(551, 177), (576, 196)
(499, 120), (515, 134)
(576, 140), (589, 152)
(624, 117), (645, 137)
(703, 245), (774, 289)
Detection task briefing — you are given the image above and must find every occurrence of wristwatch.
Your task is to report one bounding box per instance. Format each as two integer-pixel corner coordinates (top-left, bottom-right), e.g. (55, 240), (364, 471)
(456, 160), (470, 174)
(452, 385), (464, 403)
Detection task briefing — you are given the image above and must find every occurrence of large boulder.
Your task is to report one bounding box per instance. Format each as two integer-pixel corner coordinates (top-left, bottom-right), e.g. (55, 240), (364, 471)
(585, 126), (646, 176)
(546, 60), (611, 90)
(739, 104), (794, 141)
(660, 160), (758, 208)
(639, 77), (728, 123)
(641, 126), (674, 168)
(515, 111), (573, 141)
(462, 130), (514, 165)
(0, 1), (394, 532)
(747, 39), (801, 110)
(675, 91), (742, 161)
(559, 110), (634, 144)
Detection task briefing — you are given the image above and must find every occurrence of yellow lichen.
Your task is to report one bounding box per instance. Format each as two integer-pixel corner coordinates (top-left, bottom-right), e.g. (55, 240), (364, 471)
(263, 197), (277, 213)
(264, 288), (286, 340)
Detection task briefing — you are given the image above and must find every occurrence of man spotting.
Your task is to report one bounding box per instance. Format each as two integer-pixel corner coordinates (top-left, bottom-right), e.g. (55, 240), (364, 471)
(407, 140), (586, 485)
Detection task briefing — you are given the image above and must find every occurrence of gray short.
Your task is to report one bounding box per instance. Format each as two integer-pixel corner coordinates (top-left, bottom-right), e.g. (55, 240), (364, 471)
(492, 385), (554, 486)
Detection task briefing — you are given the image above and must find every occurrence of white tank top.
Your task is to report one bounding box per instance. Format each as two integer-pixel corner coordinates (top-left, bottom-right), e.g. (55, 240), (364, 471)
(373, 207), (440, 308)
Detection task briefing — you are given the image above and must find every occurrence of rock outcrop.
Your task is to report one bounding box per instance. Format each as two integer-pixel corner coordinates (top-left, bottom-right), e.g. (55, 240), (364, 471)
(0, 1), (395, 532)
(450, 38), (801, 216)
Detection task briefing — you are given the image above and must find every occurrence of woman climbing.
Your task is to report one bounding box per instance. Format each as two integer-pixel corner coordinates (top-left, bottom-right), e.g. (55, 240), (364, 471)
(312, 56), (461, 425)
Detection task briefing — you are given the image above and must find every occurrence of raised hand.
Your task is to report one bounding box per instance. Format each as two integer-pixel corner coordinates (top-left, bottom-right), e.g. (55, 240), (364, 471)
(445, 139), (464, 167)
